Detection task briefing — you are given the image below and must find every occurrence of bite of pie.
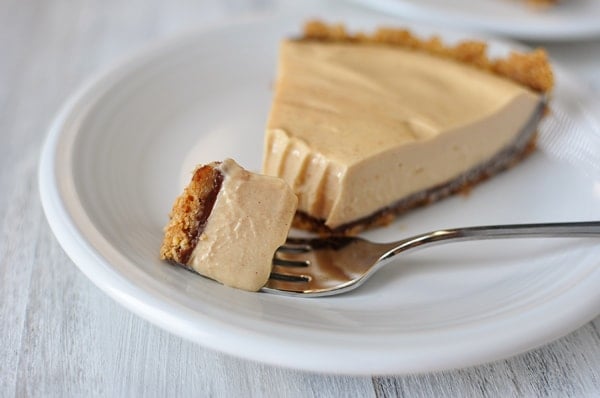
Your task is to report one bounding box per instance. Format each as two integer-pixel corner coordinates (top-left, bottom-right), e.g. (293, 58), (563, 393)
(160, 159), (297, 291)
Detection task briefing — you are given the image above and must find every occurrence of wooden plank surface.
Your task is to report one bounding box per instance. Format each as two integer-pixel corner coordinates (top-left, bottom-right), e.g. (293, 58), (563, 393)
(1, 0), (599, 396)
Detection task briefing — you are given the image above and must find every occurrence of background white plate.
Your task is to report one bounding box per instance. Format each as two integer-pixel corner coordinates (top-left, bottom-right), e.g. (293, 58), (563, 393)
(39, 16), (600, 375)
(349, 0), (600, 41)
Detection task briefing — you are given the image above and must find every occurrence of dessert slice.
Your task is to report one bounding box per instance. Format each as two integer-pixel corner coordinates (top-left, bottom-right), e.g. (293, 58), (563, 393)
(263, 21), (553, 235)
(160, 158), (297, 291)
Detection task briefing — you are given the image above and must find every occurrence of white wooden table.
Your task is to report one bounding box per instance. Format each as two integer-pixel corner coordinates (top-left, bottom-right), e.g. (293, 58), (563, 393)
(2, 0), (600, 396)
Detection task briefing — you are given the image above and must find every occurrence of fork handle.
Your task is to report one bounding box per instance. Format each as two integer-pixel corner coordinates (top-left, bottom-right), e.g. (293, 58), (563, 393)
(385, 221), (600, 258)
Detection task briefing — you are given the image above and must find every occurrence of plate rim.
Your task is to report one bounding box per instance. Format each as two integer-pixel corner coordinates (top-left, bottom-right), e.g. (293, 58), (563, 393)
(38, 16), (600, 375)
(348, 0), (600, 41)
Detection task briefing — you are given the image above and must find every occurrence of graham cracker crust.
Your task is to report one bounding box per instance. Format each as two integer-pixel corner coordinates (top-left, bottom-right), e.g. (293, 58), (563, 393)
(160, 163), (223, 264)
(302, 20), (553, 94)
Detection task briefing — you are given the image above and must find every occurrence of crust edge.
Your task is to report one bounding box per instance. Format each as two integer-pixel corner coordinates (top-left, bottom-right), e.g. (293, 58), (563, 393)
(301, 20), (554, 93)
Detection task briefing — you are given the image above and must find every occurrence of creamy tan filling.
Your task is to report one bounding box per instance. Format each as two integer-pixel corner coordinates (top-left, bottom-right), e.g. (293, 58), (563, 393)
(187, 159), (297, 291)
(263, 41), (541, 228)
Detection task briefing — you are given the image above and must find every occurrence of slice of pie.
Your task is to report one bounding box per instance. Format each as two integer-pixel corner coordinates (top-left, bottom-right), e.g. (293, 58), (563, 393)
(160, 159), (297, 291)
(263, 21), (553, 235)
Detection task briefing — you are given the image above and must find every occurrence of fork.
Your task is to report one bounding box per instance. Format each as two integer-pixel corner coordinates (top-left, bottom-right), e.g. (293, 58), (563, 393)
(262, 221), (600, 297)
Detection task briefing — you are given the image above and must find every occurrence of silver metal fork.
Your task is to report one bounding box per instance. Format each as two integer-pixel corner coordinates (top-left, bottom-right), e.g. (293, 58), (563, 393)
(262, 221), (600, 297)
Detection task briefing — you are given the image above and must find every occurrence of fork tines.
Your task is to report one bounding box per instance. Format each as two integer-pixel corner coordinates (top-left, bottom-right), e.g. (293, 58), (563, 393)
(270, 241), (312, 283)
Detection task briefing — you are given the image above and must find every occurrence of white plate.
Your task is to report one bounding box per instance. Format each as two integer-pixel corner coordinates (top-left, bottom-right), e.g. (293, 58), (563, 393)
(349, 0), (600, 41)
(39, 16), (600, 375)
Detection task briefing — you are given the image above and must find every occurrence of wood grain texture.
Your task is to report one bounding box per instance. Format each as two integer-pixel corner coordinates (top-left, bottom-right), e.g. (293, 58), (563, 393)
(1, 0), (599, 397)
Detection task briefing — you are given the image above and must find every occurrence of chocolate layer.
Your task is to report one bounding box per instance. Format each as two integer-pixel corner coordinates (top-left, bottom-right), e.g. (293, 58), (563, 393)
(179, 166), (224, 264)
